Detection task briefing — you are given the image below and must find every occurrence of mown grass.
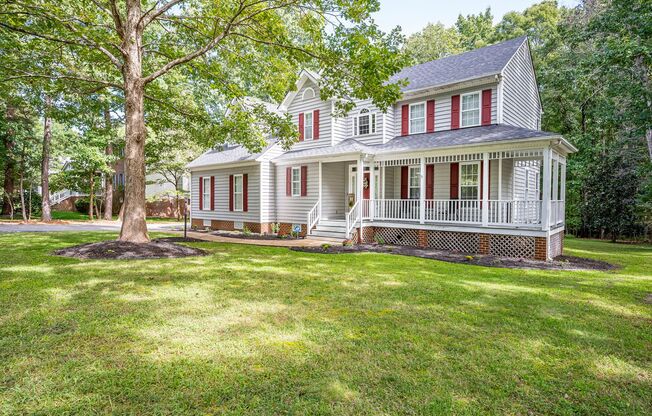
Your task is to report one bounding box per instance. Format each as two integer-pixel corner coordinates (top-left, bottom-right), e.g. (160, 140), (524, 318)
(0, 233), (650, 415)
(46, 211), (178, 222)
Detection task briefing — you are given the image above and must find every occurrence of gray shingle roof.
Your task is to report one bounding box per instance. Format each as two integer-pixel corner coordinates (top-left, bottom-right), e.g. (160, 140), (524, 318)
(187, 141), (277, 169)
(374, 124), (556, 154)
(391, 36), (527, 92)
(274, 139), (376, 161)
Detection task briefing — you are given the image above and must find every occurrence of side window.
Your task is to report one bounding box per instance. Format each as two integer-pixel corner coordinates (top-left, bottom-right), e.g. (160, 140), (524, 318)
(353, 108), (377, 136)
(291, 167), (301, 196)
(409, 103), (425, 134)
(304, 112), (313, 140)
(461, 92), (480, 127)
(460, 163), (480, 200)
(202, 177), (211, 209)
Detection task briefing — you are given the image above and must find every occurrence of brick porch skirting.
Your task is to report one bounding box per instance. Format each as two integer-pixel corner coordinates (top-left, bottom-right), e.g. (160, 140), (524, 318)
(277, 223), (307, 237)
(191, 219), (275, 235)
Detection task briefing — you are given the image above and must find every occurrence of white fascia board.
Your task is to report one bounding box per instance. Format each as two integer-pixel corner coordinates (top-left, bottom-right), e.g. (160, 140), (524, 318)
(279, 70), (321, 110)
(400, 74), (500, 100)
(187, 161), (260, 172)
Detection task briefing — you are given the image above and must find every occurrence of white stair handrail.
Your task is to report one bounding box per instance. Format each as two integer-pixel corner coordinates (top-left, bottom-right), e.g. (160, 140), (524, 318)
(345, 200), (360, 238)
(307, 200), (320, 235)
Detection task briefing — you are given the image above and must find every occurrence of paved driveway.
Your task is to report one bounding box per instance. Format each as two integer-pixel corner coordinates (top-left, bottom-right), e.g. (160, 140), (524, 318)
(0, 221), (184, 233)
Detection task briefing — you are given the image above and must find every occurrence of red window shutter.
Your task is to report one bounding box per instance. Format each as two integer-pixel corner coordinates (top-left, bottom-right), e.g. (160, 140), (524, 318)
(300, 165), (308, 196)
(313, 109), (319, 140)
(451, 95), (460, 130)
(286, 167), (291, 196)
(210, 176), (215, 210)
(482, 89), (492, 126)
(198, 176), (203, 210)
(426, 164), (434, 199)
(400, 166), (408, 199)
(298, 113), (304, 141)
(401, 104), (409, 136)
(243, 173), (248, 212)
(450, 163), (459, 199)
(229, 174), (234, 211)
(426, 100), (435, 133)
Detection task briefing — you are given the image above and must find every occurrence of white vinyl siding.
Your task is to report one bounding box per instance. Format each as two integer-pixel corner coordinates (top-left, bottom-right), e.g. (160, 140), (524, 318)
(191, 165), (259, 221)
(321, 161), (347, 219)
(275, 162), (319, 223)
(395, 84), (497, 133)
(287, 79), (332, 149)
(501, 41), (541, 129)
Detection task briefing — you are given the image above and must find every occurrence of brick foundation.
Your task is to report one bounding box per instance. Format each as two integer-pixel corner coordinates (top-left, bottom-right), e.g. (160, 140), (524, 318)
(534, 237), (548, 261)
(211, 220), (235, 231)
(479, 234), (490, 255)
(417, 229), (428, 248)
(191, 218), (205, 229)
(278, 222), (307, 237)
(191, 219), (275, 234)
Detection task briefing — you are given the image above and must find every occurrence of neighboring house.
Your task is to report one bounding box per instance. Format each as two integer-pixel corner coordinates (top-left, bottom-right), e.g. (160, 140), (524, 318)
(187, 36), (576, 260)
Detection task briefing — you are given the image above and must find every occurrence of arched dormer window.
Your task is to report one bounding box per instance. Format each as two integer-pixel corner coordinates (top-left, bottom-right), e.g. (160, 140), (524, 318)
(353, 107), (377, 136)
(302, 87), (315, 100)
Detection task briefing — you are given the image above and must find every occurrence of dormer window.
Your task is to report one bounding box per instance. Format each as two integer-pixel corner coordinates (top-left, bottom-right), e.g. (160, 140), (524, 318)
(409, 102), (426, 134)
(461, 92), (481, 127)
(304, 111), (313, 140)
(353, 108), (377, 136)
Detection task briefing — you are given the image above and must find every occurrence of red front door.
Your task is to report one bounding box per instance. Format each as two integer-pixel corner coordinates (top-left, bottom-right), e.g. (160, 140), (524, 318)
(363, 172), (370, 199)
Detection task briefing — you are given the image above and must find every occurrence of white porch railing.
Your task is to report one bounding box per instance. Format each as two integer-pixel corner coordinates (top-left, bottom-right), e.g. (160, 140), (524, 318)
(50, 190), (85, 205)
(346, 200), (360, 238)
(550, 200), (564, 227)
(487, 200), (542, 225)
(307, 200), (320, 235)
(354, 198), (553, 227)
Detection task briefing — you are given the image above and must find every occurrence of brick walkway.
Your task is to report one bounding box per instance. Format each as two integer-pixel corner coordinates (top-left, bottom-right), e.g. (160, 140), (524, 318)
(171, 230), (338, 247)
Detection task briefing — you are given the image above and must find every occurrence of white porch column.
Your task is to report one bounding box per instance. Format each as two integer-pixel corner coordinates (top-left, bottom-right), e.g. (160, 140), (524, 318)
(560, 161), (567, 225)
(419, 156), (426, 224)
(318, 161), (322, 219)
(541, 147), (552, 231)
(357, 157), (364, 239)
(552, 155), (559, 201)
(369, 160), (375, 221)
(482, 152), (489, 226)
(497, 155), (503, 223)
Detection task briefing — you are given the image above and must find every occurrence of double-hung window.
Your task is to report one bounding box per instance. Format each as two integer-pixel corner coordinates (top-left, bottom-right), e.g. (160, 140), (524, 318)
(291, 167), (301, 197)
(353, 108), (377, 136)
(461, 92), (480, 127)
(460, 162), (480, 200)
(409, 166), (420, 199)
(233, 174), (243, 211)
(409, 103), (426, 134)
(202, 177), (211, 209)
(304, 112), (313, 140)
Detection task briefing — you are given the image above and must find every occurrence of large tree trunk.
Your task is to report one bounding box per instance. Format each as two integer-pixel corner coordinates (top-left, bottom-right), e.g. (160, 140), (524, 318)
(104, 106), (114, 221)
(19, 169), (26, 222)
(1, 106), (16, 216)
(41, 95), (52, 222)
(119, 0), (149, 243)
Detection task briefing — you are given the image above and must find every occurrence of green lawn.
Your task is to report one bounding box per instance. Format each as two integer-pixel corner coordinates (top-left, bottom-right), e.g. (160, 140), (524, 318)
(0, 234), (650, 415)
(47, 211), (179, 222)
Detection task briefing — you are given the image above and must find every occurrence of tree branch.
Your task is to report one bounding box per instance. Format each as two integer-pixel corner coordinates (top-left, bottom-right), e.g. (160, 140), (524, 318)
(141, 0), (186, 28)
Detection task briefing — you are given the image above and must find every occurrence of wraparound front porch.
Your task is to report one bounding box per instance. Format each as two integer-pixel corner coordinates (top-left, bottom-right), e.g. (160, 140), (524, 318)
(307, 145), (568, 241)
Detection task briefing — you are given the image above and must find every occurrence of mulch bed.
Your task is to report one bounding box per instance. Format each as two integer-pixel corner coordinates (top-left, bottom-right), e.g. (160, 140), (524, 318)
(53, 238), (207, 260)
(291, 244), (618, 271)
(211, 231), (303, 240)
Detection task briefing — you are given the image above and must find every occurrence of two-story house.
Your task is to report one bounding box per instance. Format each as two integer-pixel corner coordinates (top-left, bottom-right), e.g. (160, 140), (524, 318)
(187, 36), (576, 261)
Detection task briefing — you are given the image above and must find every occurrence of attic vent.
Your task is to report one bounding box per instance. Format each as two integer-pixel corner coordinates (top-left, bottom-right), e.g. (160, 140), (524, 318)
(302, 87), (315, 100)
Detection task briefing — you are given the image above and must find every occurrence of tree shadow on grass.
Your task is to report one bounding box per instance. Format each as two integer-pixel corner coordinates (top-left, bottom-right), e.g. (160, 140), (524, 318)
(1, 233), (651, 414)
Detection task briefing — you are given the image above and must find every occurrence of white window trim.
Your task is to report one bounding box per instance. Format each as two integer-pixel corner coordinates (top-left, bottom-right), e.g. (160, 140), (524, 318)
(459, 161), (481, 200)
(302, 87), (315, 100)
(460, 91), (482, 128)
(233, 174), (244, 212)
(202, 176), (211, 210)
(291, 166), (301, 197)
(409, 101), (426, 134)
(304, 111), (314, 141)
(352, 108), (377, 137)
(408, 165), (421, 200)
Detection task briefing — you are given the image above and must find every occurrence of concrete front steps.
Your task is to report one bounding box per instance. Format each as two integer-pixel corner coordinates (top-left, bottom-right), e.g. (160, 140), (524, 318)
(309, 219), (347, 240)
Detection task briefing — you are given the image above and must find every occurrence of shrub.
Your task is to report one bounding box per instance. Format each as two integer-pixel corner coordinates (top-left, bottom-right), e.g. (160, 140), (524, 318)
(271, 223), (280, 234)
(321, 243), (331, 251)
(75, 198), (90, 214)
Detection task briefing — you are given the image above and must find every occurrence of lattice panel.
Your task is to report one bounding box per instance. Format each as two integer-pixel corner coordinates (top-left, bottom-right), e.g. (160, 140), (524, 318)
(361, 227), (375, 243)
(427, 231), (479, 253)
(548, 231), (563, 258)
(489, 235), (535, 259)
(374, 227), (420, 247)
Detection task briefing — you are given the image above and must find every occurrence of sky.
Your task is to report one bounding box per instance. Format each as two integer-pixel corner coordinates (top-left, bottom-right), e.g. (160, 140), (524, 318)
(373, 0), (580, 36)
